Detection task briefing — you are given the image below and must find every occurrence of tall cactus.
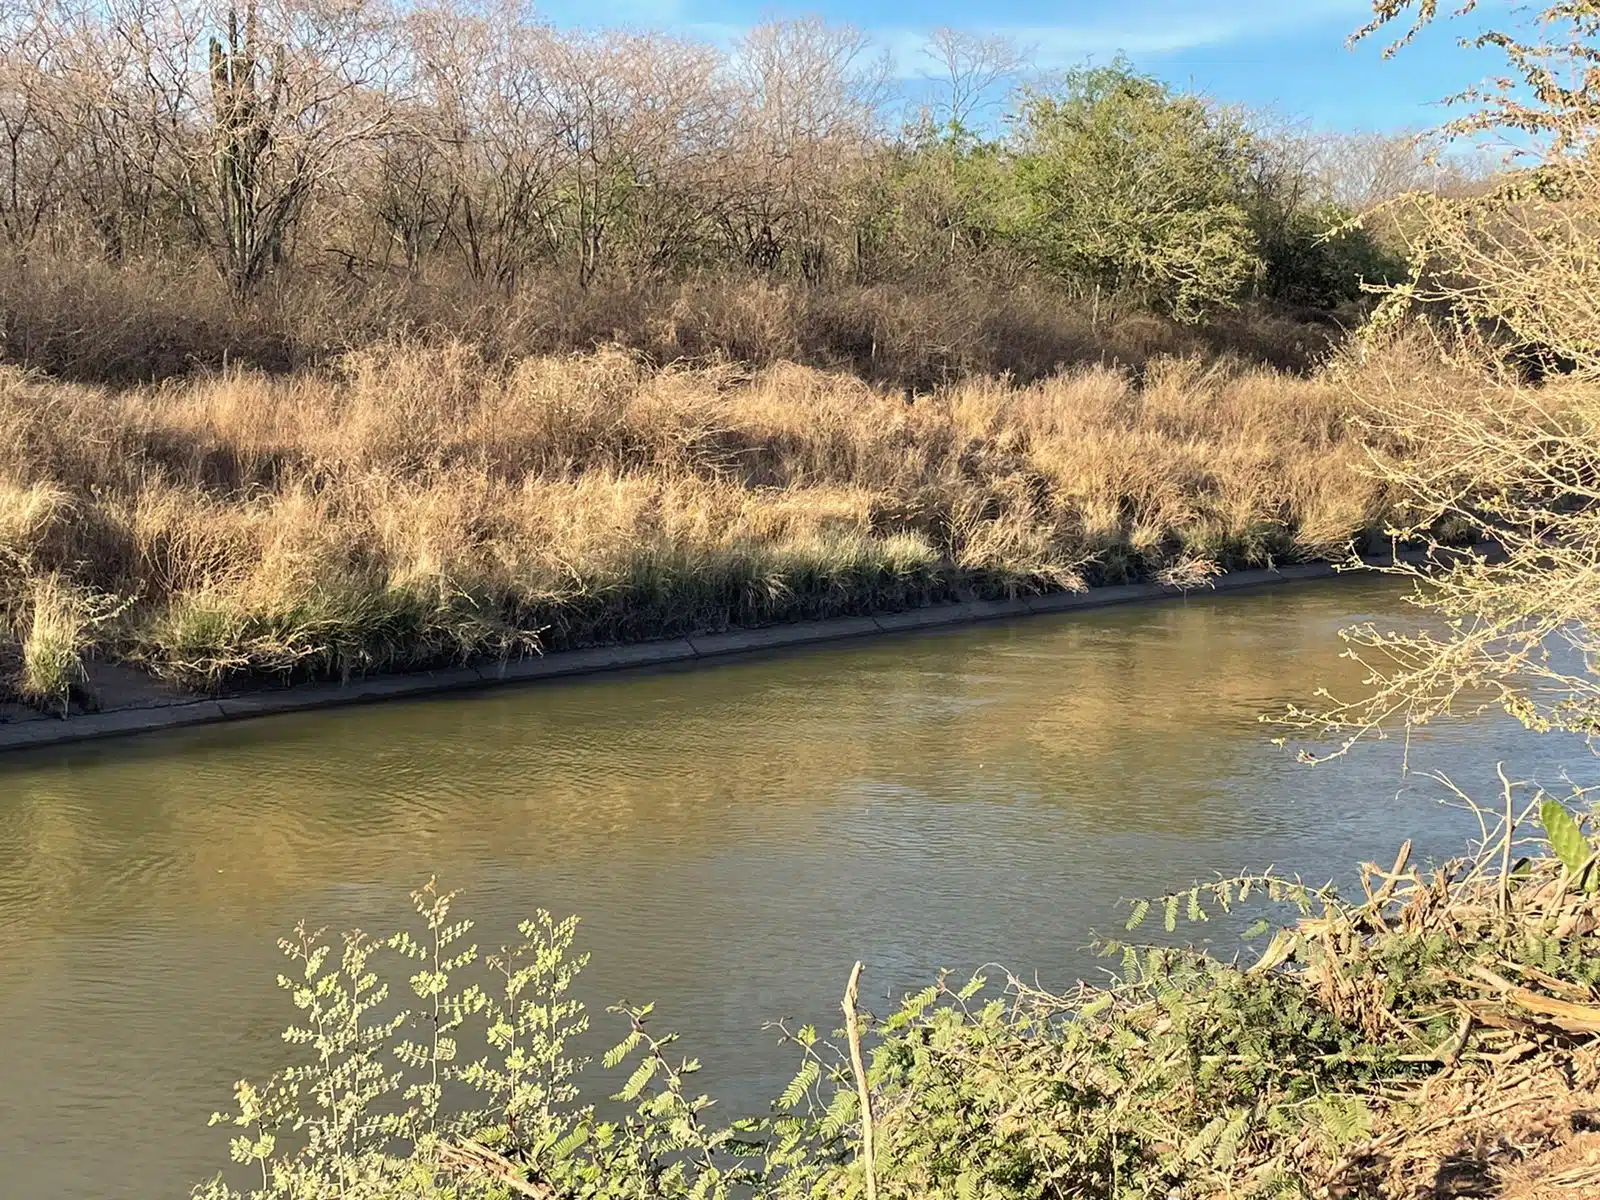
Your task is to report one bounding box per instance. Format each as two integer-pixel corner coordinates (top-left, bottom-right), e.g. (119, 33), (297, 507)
(209, 3), (284, 296)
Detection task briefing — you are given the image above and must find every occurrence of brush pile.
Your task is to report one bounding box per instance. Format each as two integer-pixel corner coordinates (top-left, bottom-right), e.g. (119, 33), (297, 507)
(814, 800), (1600, 1200)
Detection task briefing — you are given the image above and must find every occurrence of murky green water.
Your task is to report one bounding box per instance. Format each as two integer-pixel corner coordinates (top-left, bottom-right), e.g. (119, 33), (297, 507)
(0, 578), (1589, 1199)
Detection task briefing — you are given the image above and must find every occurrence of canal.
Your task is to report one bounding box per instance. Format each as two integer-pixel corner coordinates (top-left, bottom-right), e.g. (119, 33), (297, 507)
(0, 576), (1586, 1198)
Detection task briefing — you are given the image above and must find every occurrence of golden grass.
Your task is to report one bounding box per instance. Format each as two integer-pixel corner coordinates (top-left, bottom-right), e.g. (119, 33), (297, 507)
(13, 572), (98, 713)
(0, 342), (1392, 696)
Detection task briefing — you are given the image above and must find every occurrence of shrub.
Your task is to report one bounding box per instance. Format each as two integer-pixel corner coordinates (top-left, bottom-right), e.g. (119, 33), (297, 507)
(195, 803), (1600, 1200)
(1006, 62), (1262, 324)
(1253, 200), (1407, 310)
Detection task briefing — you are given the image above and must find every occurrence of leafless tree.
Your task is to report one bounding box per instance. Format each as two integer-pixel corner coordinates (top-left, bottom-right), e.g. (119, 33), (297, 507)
(75, 0), (404, 295)
(919, 27), (1028, 138)
(723, 17), (887, 279)
(1310, 129), (1487, 212)
(0, 0), (72, 250)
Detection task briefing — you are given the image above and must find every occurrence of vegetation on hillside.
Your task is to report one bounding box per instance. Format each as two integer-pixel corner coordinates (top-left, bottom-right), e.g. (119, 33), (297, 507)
(5, 0), (1589, 1193)
(0, 0), (1495, 708)
(178, 0), (1600, 1195)
(0, 346), (1395, 705)
(0, 15), (1448, 390)
(0, 2), (1447, 330)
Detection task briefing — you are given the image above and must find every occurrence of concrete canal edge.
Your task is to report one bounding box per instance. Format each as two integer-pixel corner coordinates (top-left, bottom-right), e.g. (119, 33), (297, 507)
(0, 555), (1425, 755)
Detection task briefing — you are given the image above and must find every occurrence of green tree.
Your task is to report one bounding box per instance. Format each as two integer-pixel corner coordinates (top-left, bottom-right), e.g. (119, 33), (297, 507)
(1005, 61), (1261, 323)
(864, 121), (1016, 279)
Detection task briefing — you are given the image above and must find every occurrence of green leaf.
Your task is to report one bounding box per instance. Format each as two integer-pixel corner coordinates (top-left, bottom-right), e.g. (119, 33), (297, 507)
(1216, 1106), (1251, 1167)
(1542, 797), (1596, 888)
(617, 1057), (658, 1102)
(603, 1031), (642, 1069)
(778, 1059), (821, 1109)
(1316, 1095), (1374, 1147)
(1183, 1113), (1226, 1161)
(1079, 993), (1113, 1020)
(1126, 899), (1150, 931)
(551, 1126), (589, 1160)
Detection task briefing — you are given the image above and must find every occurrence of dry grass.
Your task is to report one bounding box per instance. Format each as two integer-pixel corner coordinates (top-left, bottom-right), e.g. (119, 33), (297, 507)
(12, 571), (113, 714)
(0, 339), (1396, 698)
(0, 253), (1339, 388)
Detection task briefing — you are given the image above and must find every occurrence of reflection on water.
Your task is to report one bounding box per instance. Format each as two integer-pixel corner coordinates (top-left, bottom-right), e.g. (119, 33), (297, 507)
(0, 578), (1591, 1199)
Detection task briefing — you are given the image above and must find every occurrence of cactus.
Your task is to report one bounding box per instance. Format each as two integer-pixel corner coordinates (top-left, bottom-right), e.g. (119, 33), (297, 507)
(208, 3), (285, 296)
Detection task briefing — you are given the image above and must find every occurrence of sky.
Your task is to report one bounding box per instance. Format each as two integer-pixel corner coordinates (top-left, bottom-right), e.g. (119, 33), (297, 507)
(533, 0), (1514, 133)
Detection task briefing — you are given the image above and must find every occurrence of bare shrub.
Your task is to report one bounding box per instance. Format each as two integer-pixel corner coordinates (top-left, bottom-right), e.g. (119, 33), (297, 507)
(1283, 2), (1600, 754)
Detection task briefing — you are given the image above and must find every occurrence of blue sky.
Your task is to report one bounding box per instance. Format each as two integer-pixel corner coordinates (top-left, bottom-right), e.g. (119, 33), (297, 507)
(537, 0), (1512, 132)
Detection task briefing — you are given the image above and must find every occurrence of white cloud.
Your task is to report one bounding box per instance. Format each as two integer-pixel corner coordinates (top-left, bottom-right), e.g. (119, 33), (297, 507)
(879, 0), (1374, 76)
(540, 0), (1383, 72)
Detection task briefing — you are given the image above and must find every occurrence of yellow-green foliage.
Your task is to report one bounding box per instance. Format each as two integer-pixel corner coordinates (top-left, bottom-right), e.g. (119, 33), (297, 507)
(1008, 62), (1263, 323)
(195, 806), (1600, 1200)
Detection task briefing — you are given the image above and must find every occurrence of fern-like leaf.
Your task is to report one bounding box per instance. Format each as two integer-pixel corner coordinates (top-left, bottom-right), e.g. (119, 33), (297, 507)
(778, 1059), (821, 1109)
(1126, 898), (1150, 931)
(617, 1057), (657, 1102)
(604, 1031), (642, 1069)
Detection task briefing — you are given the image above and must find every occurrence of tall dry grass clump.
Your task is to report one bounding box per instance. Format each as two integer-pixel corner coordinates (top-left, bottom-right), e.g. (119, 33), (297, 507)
(0, 343), (1389, 700)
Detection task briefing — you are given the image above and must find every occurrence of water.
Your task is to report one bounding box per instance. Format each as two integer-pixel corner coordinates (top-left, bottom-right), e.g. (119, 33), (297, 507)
(0, 577), (1591, 1199)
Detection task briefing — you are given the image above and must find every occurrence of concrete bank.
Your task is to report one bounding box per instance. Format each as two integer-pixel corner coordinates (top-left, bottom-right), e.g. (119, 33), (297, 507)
(0, 557), (1390, 755)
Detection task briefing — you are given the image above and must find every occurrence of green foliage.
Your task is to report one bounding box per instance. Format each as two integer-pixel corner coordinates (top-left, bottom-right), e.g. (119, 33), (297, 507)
(1541, 797), (1596, 888)
(192, 881), (751, 1200)
(147, 580), (534, 687)
(865, 131), (1018, 280)
(1252, 200), (1407, 309)
(1004, 61), (1262, 322)
(199, 812), (1600, 1200)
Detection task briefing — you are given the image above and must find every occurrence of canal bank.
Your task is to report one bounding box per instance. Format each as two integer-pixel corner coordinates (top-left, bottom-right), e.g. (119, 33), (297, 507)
(0, 551), (1452, 754)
